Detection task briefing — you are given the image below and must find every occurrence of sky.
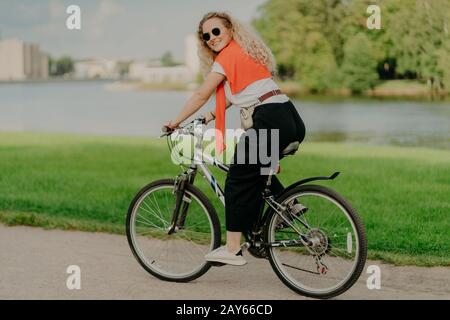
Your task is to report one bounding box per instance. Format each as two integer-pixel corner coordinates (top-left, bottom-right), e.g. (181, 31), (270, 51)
(0, 0), (267, 61)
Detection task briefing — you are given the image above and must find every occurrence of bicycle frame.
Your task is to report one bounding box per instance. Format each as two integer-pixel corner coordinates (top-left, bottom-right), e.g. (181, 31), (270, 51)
(165, 118), (339, 248)
(169, 119), (275, 211)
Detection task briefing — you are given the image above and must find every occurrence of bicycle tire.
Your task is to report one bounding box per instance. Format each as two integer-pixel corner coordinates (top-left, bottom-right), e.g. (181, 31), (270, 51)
(264, 184), (367, 299)
(126, 179), (221, 282)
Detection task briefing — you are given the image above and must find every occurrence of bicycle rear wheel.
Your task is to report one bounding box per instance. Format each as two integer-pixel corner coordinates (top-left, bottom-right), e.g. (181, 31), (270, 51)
(264, 184), (367, 299)
(126, 179), (221, 282)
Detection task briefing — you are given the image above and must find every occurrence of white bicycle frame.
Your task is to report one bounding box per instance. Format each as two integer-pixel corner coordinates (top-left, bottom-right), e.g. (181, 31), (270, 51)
(166, 118), (344, 248)
(172, 118), (229, 206)
(170, 118), (291, 228)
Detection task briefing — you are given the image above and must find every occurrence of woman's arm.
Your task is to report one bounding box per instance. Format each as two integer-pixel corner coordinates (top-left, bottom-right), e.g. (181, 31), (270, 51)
(167, 72), (225, 128)
(204, 98), (231, 124)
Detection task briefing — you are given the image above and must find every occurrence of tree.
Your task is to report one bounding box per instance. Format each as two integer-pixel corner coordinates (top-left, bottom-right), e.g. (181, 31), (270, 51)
(436, 42), (450, 92)
(385, 0), (450, 89)
(339, 0), (388, 63)
(297, 32), (338, 92)
(296, 0), (350, 65)
(252, 0), (450, 94)
(160, 51), (177, 67)
(49, 56), (74, 76)
(253, 0), (345, 85)
(341, 33), (378, 94)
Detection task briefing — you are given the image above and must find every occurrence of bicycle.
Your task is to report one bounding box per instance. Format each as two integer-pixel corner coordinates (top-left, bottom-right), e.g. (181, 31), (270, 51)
(126, 117), (367, 299)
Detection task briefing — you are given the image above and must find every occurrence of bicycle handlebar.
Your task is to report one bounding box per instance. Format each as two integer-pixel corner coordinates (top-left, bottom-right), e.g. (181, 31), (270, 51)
(160, 116), (206, 138)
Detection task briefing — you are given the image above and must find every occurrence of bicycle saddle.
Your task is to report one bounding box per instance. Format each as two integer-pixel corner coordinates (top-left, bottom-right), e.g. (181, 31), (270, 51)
(282, 141), (300, 156)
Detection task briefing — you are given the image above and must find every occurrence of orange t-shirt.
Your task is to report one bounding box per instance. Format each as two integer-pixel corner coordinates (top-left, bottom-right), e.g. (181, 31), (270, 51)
(214, 40), (272, 154)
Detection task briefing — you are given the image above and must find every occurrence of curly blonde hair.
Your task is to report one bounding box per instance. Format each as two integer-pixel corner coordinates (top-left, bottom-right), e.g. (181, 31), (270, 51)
(197, 11), (277, 77)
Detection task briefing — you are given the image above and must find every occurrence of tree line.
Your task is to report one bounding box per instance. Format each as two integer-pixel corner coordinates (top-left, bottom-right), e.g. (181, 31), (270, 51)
(253, 0), (450, 94)
(48, 51), (180, 78)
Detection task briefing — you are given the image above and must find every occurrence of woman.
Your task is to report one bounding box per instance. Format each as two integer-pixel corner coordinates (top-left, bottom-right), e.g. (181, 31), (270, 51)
(165, 12), (306, 266)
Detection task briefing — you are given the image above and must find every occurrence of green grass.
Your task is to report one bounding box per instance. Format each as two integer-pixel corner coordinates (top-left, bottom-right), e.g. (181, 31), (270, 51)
(0, 131), (449, 266)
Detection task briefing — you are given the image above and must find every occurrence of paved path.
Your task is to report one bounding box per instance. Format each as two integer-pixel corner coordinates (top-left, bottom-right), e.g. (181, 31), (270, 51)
(0, 224), (449, 300)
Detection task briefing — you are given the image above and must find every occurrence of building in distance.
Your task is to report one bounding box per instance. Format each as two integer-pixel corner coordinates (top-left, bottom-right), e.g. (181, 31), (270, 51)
(0, 39), (49, 81)
(128, 34), (200, 84)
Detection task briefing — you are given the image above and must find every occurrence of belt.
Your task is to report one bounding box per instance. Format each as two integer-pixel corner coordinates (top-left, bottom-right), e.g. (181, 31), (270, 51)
(242, 89), (283, 109)
(258, 89), (282, 103)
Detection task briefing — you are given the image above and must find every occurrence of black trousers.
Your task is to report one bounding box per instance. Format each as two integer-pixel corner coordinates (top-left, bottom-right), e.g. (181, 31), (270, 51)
(224, 100), (306, 232)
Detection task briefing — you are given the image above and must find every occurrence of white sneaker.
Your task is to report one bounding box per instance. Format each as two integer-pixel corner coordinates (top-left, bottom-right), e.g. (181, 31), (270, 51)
(205, 246), (247, 266)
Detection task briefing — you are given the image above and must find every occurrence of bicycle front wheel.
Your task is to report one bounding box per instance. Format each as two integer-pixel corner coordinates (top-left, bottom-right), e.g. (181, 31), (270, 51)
(265, 184), (367, 299)
(126, 179), (221, 282)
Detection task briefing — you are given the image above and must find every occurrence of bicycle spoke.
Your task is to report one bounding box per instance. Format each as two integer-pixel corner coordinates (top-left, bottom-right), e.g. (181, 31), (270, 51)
(128, 183), (216, 280)
(176, 229), (209, 256)
(142, 199), (168, 228)
(137, 212), (165, 231)
(268, 188), (366, 298)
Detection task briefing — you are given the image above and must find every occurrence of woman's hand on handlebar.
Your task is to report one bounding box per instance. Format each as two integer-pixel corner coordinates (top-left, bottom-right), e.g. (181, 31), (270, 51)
(162, 121), (179, 134)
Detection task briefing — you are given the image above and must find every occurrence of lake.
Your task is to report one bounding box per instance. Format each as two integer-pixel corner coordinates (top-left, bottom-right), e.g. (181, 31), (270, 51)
(1, 81), (449, 149)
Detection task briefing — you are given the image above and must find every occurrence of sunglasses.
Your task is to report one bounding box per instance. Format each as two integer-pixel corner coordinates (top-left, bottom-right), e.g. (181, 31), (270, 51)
(202, 27), (221, 42)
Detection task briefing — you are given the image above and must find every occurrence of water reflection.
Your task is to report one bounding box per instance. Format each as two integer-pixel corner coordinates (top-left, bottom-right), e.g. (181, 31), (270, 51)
(0, 81), (449, 150)
(308, 131), (450, 149)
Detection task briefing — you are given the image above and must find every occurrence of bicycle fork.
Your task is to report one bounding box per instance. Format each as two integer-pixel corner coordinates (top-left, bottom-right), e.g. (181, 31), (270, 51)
(168, 169), (196, 234)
